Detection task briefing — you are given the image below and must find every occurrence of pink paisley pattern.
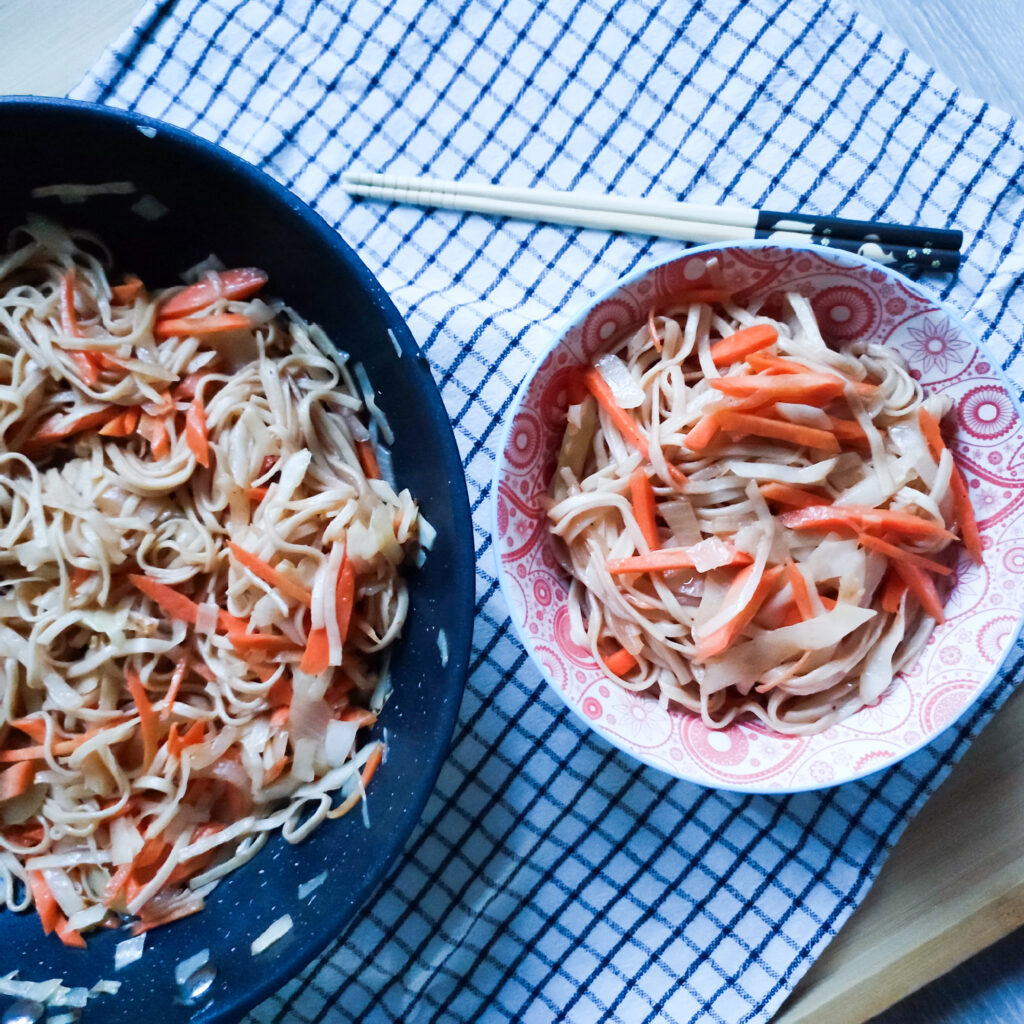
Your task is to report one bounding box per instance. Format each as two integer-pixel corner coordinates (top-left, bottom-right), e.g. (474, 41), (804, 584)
(495, 244), (1024, 793)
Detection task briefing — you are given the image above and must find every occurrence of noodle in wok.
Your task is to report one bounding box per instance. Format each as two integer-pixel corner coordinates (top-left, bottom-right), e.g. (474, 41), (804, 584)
(0, 218), (425, 942)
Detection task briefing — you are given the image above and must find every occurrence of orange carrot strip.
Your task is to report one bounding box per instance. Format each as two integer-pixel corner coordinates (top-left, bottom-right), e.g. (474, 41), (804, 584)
(157, 268), (268, 319)
(300, 627), (330, 674)
(759, 482), (831, 509)
(227, 542), (313, 607)
(185, 392), (210, 468)
(784, 563), (815, 621)
(584, 366), (650, 459)
(894, 561), (946, 623)
(29, 406), (119, 444)
(710, 372), (845, 406)
(129, 575), (200, 624)
(715, 410), (840, 453)
(828, 417), (870, 448)
(0, 761), (36, 802)
(356, 438), (381, 479)
(153, 313), (251, 340)
(55, 916), (87, 949)
(126, 668), (159, 771)
(779, 504), (955, 542)
(162, 657), (189, 720)
(246, 486), (269, 503)
(338, 706), (378, 728)
(336, 553), (356, 640)
(603, 647), (638, 677)
(150, 415), (171, 459)
(708, 324), (778, 367)
(629, 468), (659, 550)
(745, 353), (878, 395)
(98, 409), (135, 437)
(227, 631), (300, 654)
(683, 413), (721, 452)
(264, 754), (289, 784)
(110, 276), (144, 305)
(856, 531), (953, 577)
(607, 545), (751, 575)
(67, 350), (101, 385)
(880, 570), (908, 614)
(918, 407), (983, 564)
(167, 721), (204, 759)
(695, 564), (785, 661)
(61, 271), (83, 338)
(29, 872), (59, 935)
(8, 717), (48, 743)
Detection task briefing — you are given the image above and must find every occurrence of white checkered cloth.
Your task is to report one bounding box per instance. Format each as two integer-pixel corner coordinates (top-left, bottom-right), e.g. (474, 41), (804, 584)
(74, 1), (1024, 1021)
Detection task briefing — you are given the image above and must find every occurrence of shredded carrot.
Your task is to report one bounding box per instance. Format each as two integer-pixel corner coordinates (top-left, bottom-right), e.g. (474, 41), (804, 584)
(603, 646), (638, 676)
(227, 631), (300, 654)
(745, 352), (878, 395)
(102, 864), (132, 907)
(264, 754), (289, 784)
(55, 916), (87, 949)
(629, 468), (659, 551)
(98, 407), (141, 437)
(129, 574), (199, 625)
(157, 268), (268, 319)
(855, 531), (953, 577)
(356, 438), (382, 479)
(759, 482), (831, 509)
(828, 417), (870, 448)
(185, 391), (210, 467)
(149, 415), (171, 459)
(584, 366), (650, 459)
(167, 721), (204, 759)
(716, 410), (841, 453)
(779, 504), (955, 542)
(880, 570), (908, 614)
(0, 761), (36, 802)
(710, 371), (845, 406)
(154, 312), (251, 340)
(695, 564), (785, 661)
(246, 486), (269, 503)
(300, 628), (331, 674)
(126, 668), (159, 771)
(708, 324), (778, 367)
(336, 552), (356, 640)
(893, 560), (946, 623)
(9, 716), (48, 743)
(918, 407), (983, 564)
(682, 412), (721, 452)
(607, 544), (751, 575)
(784, 563), (815, 621)
(29, 406), (119, 444)
(162, 656), (189, 720)
(29, 872), (59, 935)
(67, 350), (101, 385)
(227, 542), (313, 607)
(110, 275), (144, 305)
(60, 271), (83, 338)
(338, 706), (378, 728)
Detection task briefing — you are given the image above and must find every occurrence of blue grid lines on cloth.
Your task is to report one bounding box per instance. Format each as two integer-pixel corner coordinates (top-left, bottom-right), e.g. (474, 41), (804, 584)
(73, 0), (1024, 1021)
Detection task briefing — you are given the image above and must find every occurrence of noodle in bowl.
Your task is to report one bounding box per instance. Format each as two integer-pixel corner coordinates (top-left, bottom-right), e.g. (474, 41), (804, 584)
(493, 243), (1024, 793)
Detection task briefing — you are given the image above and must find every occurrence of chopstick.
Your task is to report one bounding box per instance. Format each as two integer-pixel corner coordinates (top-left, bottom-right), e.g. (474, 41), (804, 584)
(341, 170), (962, 274)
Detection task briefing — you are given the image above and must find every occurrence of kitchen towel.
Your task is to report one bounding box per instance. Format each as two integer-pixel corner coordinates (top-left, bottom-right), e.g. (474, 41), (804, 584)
(74, 1), (1024, 1021)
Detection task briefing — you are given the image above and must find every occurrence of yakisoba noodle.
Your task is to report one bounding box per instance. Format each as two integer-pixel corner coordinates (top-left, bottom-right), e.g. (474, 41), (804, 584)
(0, 217), (427, 943)
(547, 276), (981, 736)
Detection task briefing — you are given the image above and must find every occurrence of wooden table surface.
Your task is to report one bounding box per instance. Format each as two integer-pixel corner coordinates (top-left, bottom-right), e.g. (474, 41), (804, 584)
(2, 2), (1024, 1023)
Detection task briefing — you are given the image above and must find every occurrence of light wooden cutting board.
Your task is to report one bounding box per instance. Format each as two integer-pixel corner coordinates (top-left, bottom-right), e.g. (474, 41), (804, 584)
(4, 3), (1024, 1022)
(775, 682), (1024, 1023)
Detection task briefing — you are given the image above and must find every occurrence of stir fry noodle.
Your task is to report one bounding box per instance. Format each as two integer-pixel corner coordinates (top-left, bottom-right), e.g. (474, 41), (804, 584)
(0, 218), (426, 943)
(548, 285), (980, 735)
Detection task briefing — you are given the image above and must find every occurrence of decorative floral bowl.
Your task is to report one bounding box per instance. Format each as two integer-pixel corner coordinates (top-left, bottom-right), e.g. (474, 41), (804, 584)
(492, 242), (1024, 793)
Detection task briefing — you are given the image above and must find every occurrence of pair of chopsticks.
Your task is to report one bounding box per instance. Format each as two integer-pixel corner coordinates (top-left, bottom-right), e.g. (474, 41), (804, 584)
(342, 170), (962, 274)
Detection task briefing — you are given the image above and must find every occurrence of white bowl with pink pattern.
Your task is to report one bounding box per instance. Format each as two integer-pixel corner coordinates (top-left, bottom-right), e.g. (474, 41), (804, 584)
(492, 242), (1024, 793)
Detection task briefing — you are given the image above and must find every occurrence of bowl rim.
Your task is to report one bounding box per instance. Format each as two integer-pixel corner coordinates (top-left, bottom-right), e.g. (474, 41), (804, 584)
(492, 237), (1024, 794)
(0, 95), (476, 1018)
